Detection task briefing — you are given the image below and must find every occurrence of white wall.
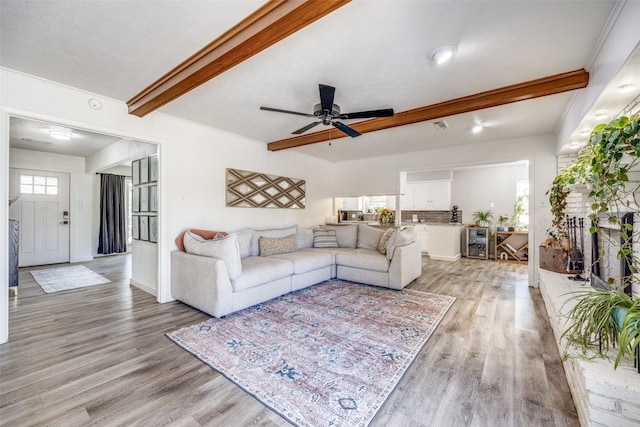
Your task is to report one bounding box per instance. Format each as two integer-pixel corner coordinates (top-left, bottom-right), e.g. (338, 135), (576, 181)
(332, 134), (558, 287)
(1, 68), (337, 344)
(556, 1), (640, 150)
(451, 162), (529, 225)
(9, 147), (94, 263)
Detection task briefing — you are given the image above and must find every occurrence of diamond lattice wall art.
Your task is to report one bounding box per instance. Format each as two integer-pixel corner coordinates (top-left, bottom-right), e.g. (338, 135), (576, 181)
(226, 168), (305, 209)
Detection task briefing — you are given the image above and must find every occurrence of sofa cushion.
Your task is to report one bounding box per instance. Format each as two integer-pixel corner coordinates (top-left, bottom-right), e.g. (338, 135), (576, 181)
(297, 226), (315, 249)
(270, 250), (333, 274)
(183, 231), (242, 280)
(322, 224), (358, 248)
(336, 249), (390, 273)
(259, 234), (297, 256)
(301, 247), (353, 264)
(313, 228), (339, 248)
(250, 225), (297, 256)
(175, 229), (228, 251)
(357, 224), (384, 250)
(387, 226), (417, 260)
(378, 228), (395, 254)
(231, 256), (293, 292)
(234, 228), (253, 258)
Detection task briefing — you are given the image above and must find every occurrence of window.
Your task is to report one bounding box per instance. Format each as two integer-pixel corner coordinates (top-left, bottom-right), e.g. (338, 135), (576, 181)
(516, 180), (529, 227)
(19, 174), (58, 195)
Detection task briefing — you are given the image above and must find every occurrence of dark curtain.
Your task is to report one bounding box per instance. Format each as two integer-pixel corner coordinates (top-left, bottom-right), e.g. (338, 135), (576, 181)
(98, 173), (127, 254)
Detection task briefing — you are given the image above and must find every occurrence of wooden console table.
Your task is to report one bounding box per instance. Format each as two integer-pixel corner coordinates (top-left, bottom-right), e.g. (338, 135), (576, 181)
(494, 230), (528, 263)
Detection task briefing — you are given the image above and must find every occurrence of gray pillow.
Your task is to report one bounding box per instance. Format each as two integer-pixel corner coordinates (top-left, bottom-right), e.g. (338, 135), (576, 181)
(322, 224), (357, 248)
(357, 224), (385, 250)
(313, 228), (339, 248)
(183, 231), (242, 279)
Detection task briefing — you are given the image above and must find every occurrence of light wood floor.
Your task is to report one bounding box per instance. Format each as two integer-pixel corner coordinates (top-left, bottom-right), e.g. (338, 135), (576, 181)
(1, 255), (579, 426)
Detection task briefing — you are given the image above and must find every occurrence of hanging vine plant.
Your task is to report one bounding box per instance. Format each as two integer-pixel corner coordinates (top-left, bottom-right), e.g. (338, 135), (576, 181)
(552, 113), (640, 370)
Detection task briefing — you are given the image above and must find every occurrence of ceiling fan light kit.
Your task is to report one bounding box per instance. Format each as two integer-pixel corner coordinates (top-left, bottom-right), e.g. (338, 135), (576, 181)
(260, 83), (394, 138)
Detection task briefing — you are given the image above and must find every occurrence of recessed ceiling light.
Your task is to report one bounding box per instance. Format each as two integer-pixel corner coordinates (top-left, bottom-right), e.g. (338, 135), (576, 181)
(428, 45), (457, 65)
(48, 129), (73, 140)
(594, 111), (609, 120)
(619, 84), (637, 93)
(471, 124), (484, 134)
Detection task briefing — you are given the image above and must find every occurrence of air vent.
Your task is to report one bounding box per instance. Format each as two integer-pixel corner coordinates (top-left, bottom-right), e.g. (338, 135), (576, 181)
(21, 137), (52, 145)
(433, 120), (448, 130)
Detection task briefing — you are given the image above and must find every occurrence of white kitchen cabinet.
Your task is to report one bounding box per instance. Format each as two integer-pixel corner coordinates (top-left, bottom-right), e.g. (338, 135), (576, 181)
(410, 181), (451, 210)
(400, 183), (416, 209)
(416, 224), (429, 253)
(342, 197), (362, 210)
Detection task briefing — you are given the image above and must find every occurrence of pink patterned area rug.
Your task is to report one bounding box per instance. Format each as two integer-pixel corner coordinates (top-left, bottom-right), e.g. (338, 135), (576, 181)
(167, 280), (455, 426)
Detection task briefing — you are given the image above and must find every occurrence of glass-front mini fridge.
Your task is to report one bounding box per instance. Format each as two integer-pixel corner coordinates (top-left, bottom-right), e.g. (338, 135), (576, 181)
(467, 227), (488, 259)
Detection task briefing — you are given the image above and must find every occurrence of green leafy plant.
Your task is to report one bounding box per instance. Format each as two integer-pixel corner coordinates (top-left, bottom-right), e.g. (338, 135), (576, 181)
(561, 288), (635, 361)
(552, 113), (640, 370)
(512, 194), (528, 230)
(472, 210), (493, 227)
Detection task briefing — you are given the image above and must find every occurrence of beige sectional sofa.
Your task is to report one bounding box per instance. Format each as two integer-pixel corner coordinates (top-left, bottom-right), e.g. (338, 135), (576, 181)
(171, 223), (421, 318)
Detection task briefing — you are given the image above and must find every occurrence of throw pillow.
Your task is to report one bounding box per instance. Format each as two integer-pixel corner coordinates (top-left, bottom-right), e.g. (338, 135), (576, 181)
(259, 234), (297, 256)
(377, 228), (395, 255)
(321, 224), (357, 248)
(357, 224), (385, 250)
(313, 228), (339, 248)
(175, 229), (228, 251)
(386, 226), (417, 260)
(234, 228), (253, 258)
(183, 231), (242, 280)
(250, 225), (298, 256)
(296, 226), (315, 249)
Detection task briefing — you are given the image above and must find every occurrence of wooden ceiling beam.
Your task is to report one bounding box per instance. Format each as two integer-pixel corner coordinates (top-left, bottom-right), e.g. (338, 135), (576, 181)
(127, 0), (351, 117)
(267, 69), (589, 151)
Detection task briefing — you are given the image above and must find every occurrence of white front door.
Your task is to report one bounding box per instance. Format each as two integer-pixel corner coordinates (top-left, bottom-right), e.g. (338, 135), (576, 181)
(9, 168), (70, 266)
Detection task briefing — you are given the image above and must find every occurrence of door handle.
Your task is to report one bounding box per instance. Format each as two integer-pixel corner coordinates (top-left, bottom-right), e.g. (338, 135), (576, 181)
(60, 221), (69, 225)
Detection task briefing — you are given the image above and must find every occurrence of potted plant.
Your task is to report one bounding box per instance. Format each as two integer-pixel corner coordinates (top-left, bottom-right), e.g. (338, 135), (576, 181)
(472, 209), (493, 228)
(552, 113), (640, 370)
(561, 288), (636, 364)
(497, 214), (509, 231)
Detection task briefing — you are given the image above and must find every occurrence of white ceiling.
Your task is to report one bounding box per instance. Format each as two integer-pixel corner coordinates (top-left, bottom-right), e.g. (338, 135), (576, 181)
(1, 0), (638, 162)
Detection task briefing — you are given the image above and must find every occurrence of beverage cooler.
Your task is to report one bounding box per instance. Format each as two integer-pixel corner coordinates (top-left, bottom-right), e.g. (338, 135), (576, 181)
(467, 227), (488, 259)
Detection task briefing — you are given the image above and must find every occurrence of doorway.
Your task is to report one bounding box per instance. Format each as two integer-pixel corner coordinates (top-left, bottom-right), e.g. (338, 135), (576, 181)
(9, 168), (70, 266)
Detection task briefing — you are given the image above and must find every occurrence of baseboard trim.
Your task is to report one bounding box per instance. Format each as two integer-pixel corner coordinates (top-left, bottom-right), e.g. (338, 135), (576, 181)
(130, 279), (156, 297)
(71, 256), (94, 263)
(429, 253), (461, 262)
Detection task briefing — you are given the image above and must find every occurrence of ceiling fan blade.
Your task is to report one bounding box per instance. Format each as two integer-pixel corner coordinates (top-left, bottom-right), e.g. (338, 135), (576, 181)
(260, 106), (315, 118)
(333, 121), (361, 138)
(318, 84), (335, 113)
(339, 108), (395, 120)
(292, 121), (322, 134)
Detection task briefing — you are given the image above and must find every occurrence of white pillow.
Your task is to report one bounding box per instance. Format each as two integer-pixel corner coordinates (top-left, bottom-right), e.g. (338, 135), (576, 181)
(234, 228), (253, 258)
(357, 224), (384, 250)
(386, 226), (417, 260)
(183, 230), (242, 279)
